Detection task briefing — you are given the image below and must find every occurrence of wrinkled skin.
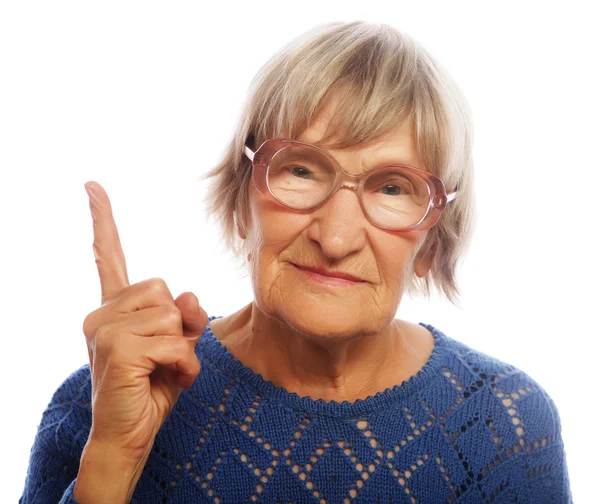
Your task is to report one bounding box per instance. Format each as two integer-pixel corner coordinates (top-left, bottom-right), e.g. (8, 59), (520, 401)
(211, 101), (436, 403)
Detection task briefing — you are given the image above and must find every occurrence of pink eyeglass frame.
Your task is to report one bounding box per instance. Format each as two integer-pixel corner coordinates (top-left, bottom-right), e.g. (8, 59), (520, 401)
(243, 138), (457, 232)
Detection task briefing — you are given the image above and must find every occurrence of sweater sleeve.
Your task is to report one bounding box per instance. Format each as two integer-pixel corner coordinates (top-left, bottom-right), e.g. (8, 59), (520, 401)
(19, 364), (93, 504)
(503, 369), (573, 503)
(532, 387), (573, 503)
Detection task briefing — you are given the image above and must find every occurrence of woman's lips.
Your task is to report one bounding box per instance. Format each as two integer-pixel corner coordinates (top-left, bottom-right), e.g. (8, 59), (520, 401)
(291, 263), (364, 286)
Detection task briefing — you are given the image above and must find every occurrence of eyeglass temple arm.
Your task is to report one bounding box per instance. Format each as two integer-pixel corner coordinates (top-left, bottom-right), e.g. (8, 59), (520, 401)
(447, 191), (457, 203)
(244, 145), (255, 162)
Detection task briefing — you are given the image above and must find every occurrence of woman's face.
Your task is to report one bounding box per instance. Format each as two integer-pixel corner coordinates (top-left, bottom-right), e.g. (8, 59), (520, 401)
(245, 105), (431, 341)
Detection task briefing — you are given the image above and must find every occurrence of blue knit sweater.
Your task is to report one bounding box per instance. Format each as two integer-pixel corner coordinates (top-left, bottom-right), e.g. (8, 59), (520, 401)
(20, 317), (572, 503)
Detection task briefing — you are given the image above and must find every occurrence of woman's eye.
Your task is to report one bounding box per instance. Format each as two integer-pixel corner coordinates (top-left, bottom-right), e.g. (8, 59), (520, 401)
(380, 184), (405, 196)
(290, 166), (312, 178)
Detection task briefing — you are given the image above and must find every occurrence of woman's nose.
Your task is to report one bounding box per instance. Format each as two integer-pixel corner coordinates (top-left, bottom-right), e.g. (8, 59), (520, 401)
(306, 187), (368, 261)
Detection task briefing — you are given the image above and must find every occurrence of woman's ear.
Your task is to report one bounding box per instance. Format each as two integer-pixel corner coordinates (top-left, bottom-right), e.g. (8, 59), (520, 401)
(235, 212), (247, 240)
(414, 244), (434, 278)
(237, 225), (247, 240)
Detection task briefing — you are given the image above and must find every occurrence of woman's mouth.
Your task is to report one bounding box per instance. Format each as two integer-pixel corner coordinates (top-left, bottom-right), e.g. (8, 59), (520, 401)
(291, 263), (364, 286)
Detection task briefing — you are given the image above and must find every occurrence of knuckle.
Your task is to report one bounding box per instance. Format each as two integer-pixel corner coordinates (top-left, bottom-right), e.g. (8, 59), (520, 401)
(93, 324), (116, 353)
(171, 336), (189, 354)
(164, 304), (183, 327)
(82, 312), (95, 338)
(191, 356), (201, 376)
(184, 354), (202, 380)
(83, 307), (112, 338)
(146, 277), (169, 295)
(140, 277), (172, 306)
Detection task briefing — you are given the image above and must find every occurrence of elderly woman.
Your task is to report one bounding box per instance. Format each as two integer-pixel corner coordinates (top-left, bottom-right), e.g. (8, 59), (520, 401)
(21, 22), (571, 503)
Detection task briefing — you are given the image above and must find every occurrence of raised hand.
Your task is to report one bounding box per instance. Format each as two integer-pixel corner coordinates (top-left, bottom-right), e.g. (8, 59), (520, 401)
(74, 181), (207, 503)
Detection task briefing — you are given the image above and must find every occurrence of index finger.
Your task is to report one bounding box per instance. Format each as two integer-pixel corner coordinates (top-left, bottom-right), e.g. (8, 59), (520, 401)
(84, 181), (130, 305)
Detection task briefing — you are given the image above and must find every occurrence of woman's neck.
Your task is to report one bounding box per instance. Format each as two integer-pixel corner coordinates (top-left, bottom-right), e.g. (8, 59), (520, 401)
(209, 302), (434, 403)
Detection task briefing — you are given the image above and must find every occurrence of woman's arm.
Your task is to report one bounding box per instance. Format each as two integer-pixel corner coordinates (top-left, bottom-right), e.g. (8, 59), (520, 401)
(73, 440), (146, 503)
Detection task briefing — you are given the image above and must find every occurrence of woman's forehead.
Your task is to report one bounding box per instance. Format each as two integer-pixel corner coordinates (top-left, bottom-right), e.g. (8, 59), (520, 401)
(296, 95), (415, 145)
(296, 115), (422, 170)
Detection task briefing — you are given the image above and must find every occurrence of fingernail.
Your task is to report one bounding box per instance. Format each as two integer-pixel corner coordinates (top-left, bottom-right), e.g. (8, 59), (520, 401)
(184, 334), (201, 342)
(84, 183), (99, 212)
(84, 182), (95, 197)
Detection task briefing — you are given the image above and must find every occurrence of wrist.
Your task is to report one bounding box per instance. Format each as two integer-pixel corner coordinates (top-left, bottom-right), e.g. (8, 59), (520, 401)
(74, 441), (145, 504)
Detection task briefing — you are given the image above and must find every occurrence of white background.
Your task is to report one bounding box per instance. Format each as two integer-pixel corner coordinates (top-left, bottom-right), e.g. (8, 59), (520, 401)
(1, 1), (597, 502)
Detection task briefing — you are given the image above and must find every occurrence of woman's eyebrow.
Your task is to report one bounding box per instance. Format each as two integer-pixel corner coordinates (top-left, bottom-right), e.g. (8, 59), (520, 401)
(357, 152), (424, 171)
(293, 136), (423, 170)
(347, 156), (425, 175)
(370, 156), (421, 167)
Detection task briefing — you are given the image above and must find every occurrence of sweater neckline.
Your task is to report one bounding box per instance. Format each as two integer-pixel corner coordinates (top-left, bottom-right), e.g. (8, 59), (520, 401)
(198, 316), (449, 417)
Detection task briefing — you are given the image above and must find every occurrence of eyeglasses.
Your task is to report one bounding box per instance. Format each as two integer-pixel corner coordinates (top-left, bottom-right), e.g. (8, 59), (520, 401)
(243, 138), (457, 232)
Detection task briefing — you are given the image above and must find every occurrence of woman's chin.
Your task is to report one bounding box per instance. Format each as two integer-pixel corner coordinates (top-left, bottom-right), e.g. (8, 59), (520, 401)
(280, 305), (379, 342)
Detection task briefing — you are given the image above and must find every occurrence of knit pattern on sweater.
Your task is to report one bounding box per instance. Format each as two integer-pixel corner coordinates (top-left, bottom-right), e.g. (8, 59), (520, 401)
(20, 317), (571, 503)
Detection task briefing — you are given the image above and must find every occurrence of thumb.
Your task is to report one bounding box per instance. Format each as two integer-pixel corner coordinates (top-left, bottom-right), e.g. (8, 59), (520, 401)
(175, 292), (208, 340)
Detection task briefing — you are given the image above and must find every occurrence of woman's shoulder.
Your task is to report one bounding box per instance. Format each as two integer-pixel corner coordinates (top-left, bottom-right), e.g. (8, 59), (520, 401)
(424, 322), (565, 443)
(49, 363), (93, 411)
(407, 323), (571, 503)
(43, 363), (93, 450)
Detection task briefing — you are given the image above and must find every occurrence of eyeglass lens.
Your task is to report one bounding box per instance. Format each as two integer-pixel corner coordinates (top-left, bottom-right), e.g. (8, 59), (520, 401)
(266, 145), (431, 229)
